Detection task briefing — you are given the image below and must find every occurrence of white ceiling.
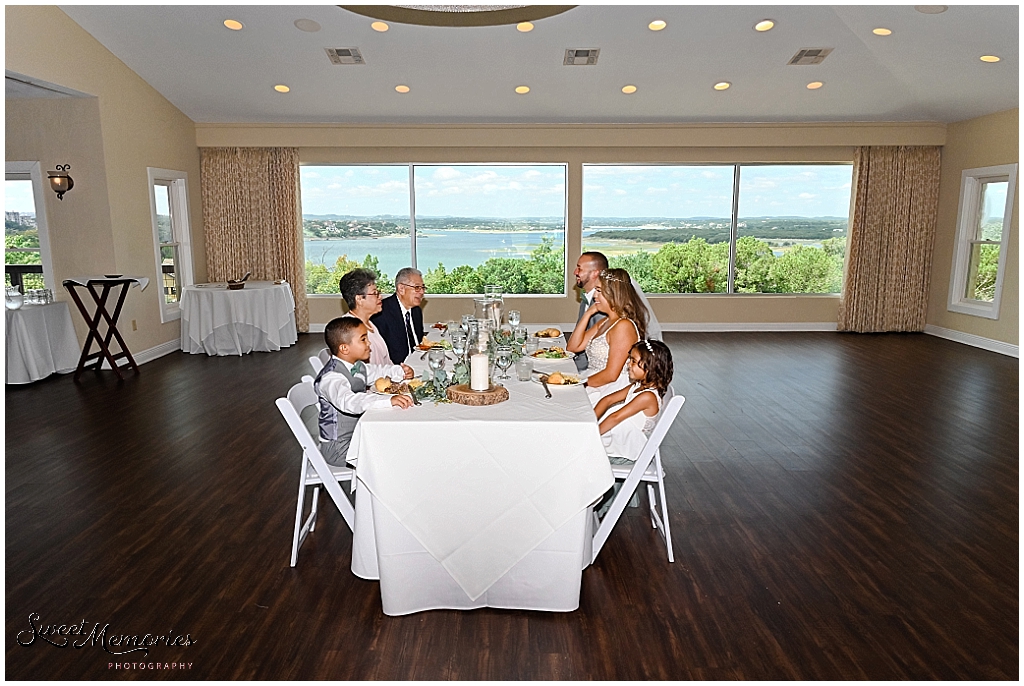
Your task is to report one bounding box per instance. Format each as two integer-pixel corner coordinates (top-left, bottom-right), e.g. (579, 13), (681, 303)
(57, 4), (1018, 125)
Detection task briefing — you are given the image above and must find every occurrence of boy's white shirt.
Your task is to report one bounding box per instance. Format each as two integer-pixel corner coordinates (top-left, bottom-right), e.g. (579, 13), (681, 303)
(318, 356), (405, 415)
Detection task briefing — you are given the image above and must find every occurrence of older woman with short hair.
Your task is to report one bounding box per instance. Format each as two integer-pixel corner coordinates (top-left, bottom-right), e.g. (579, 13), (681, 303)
(339, 268), (394, 367)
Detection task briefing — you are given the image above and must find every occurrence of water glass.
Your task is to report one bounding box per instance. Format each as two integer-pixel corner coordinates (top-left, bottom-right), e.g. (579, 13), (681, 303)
(495, 345), (513, 380)
(515, 355), (534, 382)
(450, 330), (467, 359)
(427, 348), (446, 381)
(484, 284), (502, 299)
(508, 309), (521, 327)
(460, 314), (472, 332)
(525, 337), (539, 354)
(513, 325), (528, 345)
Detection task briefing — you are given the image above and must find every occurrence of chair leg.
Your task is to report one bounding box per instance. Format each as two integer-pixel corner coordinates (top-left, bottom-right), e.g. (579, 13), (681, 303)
(647, 483), (658, 529)
(654, 453), (674, 563)
(290, 470), (308, 567)
(309, 486), (320, 533)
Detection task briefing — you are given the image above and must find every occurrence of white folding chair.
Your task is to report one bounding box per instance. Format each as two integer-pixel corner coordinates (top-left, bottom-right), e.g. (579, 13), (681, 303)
(309, 347), (331, 374)
(592, 390), (685, 564)
(276, 375), (355, 567)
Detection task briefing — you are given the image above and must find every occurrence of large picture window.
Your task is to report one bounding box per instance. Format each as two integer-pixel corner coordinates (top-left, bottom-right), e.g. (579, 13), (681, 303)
(582, 164), (853, 294)
(300, 164), (567, 295)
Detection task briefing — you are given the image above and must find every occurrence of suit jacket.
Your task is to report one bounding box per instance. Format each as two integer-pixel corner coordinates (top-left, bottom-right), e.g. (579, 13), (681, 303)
(574, 291), (607, 372)
(371, 294), (424, 364)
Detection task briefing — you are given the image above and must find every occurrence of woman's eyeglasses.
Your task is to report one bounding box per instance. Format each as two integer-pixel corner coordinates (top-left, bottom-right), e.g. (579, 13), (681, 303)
(359, 290), (382, 298)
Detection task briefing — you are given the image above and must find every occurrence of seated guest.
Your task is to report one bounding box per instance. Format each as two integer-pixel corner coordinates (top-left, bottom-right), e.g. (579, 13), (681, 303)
(573, 253), (661, 368)
(339, 268), (395, 368)
(371, 267), (426, 364)
(315, 317), (414, 466)
(566, 267), (647, 401)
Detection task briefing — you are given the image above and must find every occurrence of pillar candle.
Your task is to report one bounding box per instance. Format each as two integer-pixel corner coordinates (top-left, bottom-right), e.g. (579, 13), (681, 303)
(470, 353), (489, 391)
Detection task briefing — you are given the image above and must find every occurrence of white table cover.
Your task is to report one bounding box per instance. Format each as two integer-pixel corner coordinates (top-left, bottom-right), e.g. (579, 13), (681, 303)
(179, 281), (297, 356)
(348, 355), (613, 610)
(65, 275), (150, 291)
(5, 302), (81, 384)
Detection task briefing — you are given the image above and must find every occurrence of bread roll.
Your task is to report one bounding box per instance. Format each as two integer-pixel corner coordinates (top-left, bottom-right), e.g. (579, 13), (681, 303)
(374, 377), (391, 393)
(546, 372), (564, 385)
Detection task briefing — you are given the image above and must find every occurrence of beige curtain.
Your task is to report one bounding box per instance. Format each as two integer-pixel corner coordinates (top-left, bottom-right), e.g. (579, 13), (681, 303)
(200, 147), (308, 332)
(837, 146), (941, 332)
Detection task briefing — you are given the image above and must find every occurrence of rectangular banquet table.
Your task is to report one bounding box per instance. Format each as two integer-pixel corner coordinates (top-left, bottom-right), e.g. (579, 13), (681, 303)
(348, 352), (613, 616)
(179, 281), (297, 356)
(5, 301), (81, 384)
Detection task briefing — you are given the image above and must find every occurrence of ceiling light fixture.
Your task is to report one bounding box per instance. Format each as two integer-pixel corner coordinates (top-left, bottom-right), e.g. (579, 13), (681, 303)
(621, 85), (637, 94)
(294, 19), (321, 32)
(807, 81), (824, 90)
(341, 5), (575, 28)
(514, 85), (530, 94)
(274, 84), (290, 93)
(914, 6), (948, 14)
(516, 22), (533, 32)
(223, 19), (243, 31)
(979, 55), (1000, 62)
(713, 81), (731, 91)
(395, 85), (410, 93)
(872, 28), (892, 36)
(648, 20), (666, 31)
(754, 20), (775, 32)
(371, 21), (389, 32)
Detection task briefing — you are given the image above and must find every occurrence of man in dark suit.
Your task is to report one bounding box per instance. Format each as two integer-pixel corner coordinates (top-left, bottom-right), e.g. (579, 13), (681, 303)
(573, 252), (608, 371)
(371, 267), (426, 364)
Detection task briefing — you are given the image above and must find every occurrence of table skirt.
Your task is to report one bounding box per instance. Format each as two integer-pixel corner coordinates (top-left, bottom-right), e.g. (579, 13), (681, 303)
(181, 315), (297, 356)
(6, 303), (81, 384)
(352, 484), (594, 616)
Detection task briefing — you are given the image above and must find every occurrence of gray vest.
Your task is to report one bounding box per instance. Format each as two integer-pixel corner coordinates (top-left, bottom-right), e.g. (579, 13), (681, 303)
(314, 358), (366, 462)
(575, 294), (607, 372)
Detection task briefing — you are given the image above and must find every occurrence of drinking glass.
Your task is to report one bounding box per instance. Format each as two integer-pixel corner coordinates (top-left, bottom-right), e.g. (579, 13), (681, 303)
(460, 314), (472, 332)
(484, 284), (502, 299)
(495, 345), (513, 380)
(5, 286), (24, 311)
(428, 348), (446, 381)
(515, 355), (534, 382)
(525, 337), (539, 355)
(513, 325), (528, 345)
(450, 330), (467, 360)
(508, 309), (521, 327)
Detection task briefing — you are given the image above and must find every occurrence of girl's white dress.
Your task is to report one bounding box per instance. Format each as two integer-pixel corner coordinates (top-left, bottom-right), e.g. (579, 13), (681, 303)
(598, 384), (662, 461)
(584, 318), (639, 402)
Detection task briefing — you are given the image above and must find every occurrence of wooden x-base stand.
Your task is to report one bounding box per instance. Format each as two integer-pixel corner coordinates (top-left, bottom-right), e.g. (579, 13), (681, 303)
(63, 278), (140, 382)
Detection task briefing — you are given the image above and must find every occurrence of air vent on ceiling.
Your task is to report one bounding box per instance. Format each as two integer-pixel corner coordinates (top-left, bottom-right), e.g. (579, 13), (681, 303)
(564, 48), (600, 65)
(325, 47), (365, 65)
(788, 48), (833, 65)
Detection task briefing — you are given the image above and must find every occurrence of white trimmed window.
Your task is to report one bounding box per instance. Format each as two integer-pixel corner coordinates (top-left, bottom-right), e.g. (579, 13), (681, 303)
(148, 168), (194, 322)
(5, 161), (55, 293)
(947, 164), (1017, 319)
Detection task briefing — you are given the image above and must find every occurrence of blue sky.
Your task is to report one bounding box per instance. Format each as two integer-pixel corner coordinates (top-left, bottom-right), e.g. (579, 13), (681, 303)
(301, 164), (853, 219)
(4, 180), (37, 214)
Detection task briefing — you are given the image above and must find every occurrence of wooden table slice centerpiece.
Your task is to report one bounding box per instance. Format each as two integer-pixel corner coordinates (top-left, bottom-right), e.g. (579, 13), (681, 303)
(446, 383), (509, 406)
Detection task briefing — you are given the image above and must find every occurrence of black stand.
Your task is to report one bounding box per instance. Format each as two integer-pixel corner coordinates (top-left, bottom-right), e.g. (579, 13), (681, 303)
(63, 278), (141, 382)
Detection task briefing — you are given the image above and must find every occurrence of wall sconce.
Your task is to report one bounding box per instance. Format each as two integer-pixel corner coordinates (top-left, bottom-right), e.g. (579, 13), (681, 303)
(48, 164), (74, 200)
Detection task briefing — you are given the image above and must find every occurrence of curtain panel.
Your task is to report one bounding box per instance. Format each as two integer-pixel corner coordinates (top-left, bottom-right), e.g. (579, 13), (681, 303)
(200, 147), (309, 332)
(838, 146), (941, 333)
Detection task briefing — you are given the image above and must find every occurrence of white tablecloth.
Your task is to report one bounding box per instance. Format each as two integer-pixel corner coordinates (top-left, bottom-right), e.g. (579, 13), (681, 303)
(179, 281), (297, 356)
(5, 302), (81, 384)
(348, 354), (613, 614)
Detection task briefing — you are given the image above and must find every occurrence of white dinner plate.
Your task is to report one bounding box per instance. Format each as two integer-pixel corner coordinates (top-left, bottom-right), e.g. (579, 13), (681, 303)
(532, 373), (582, 388)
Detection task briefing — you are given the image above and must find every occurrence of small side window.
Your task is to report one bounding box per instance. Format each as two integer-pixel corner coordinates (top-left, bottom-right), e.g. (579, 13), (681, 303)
(948, 164), (1016, 319)
(148, 168), (193, 322)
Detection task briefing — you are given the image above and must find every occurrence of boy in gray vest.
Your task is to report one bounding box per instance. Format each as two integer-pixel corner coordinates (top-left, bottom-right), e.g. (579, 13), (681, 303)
(315, 317), (415, 466)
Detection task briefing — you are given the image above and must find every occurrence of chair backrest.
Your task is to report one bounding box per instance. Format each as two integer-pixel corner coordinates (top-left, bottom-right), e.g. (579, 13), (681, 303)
(592, 391), (685, 562)
(309, 348), (331, 375)
(276, 376), (355, 530)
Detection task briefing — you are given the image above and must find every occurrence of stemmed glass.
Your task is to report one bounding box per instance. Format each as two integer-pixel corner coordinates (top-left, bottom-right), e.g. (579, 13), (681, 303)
(427, 348), (446, 383)
(495, 345), (513, 380)
(460, 314), (472, 333)
(513, 325), (528, 346)
(450, 330), (468, 362)
(508, 310), (521, 327)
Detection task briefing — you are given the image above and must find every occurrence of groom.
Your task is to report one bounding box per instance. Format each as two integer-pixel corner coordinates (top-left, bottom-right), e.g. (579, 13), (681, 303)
(572, 252), (608, 372)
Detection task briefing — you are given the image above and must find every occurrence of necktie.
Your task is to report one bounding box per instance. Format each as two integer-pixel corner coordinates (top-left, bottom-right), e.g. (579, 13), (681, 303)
(404, 310), (417, 353)
(350, 361), (366, 378)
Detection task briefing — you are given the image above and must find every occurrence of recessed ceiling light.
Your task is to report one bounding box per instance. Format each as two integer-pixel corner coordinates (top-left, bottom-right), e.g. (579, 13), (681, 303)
(395, 85), (410, 93)
(514, 85), (530, 94)
(713, 81), (731, 91)
(915, 5), (948, 14)
(274, 84), (290, 93)
(807, 81), (824, 90)
(754, 20), (775, 32)
(621, 85), (637, 94)
(294, 19), (321, 33)
(223, 19), (243, 31)
(980, 55), (1001, 63)
(516, 22), (533, 32)
(371, 21), (389, 32)
(872, 28), (892, 36)
(648, 20), (667, 31)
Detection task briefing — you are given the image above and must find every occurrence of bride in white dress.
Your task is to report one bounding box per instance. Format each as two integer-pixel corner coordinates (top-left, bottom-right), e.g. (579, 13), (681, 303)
(565, 267), (648, 402)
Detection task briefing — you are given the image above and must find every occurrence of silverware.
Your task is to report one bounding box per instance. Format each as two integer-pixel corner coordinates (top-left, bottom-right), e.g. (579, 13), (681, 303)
(540, 376), (552, 399)
(409, 392), (421, 406)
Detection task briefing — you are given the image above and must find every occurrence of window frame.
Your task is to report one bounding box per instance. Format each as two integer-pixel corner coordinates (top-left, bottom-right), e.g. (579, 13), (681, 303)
(301, 162), (570, 298)
(5, 161), (56, 293)
(147, 168), (194, 323)
(947, 163), (1017, 320)
(581, 162), (854, 296)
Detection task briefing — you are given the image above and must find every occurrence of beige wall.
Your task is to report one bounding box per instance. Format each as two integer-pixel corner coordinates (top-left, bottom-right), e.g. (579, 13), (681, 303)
(198, 124), (948, 328)
(926, 109), (1018, 345)
(6, 5), (204, 354)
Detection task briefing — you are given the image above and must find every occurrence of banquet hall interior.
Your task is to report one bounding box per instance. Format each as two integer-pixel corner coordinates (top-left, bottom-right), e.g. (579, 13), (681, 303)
(4, 5), (1018, 680)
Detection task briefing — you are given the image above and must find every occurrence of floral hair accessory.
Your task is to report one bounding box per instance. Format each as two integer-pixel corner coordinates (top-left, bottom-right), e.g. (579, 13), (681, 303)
(600, 269), (627, 283)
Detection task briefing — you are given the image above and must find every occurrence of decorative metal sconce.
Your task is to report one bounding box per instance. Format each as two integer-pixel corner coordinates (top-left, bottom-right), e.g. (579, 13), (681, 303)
(48, 164), (74, 200)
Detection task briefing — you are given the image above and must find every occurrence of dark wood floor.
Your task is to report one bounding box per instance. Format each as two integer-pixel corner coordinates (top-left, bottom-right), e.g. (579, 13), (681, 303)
(5, 331), (1018, 679)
